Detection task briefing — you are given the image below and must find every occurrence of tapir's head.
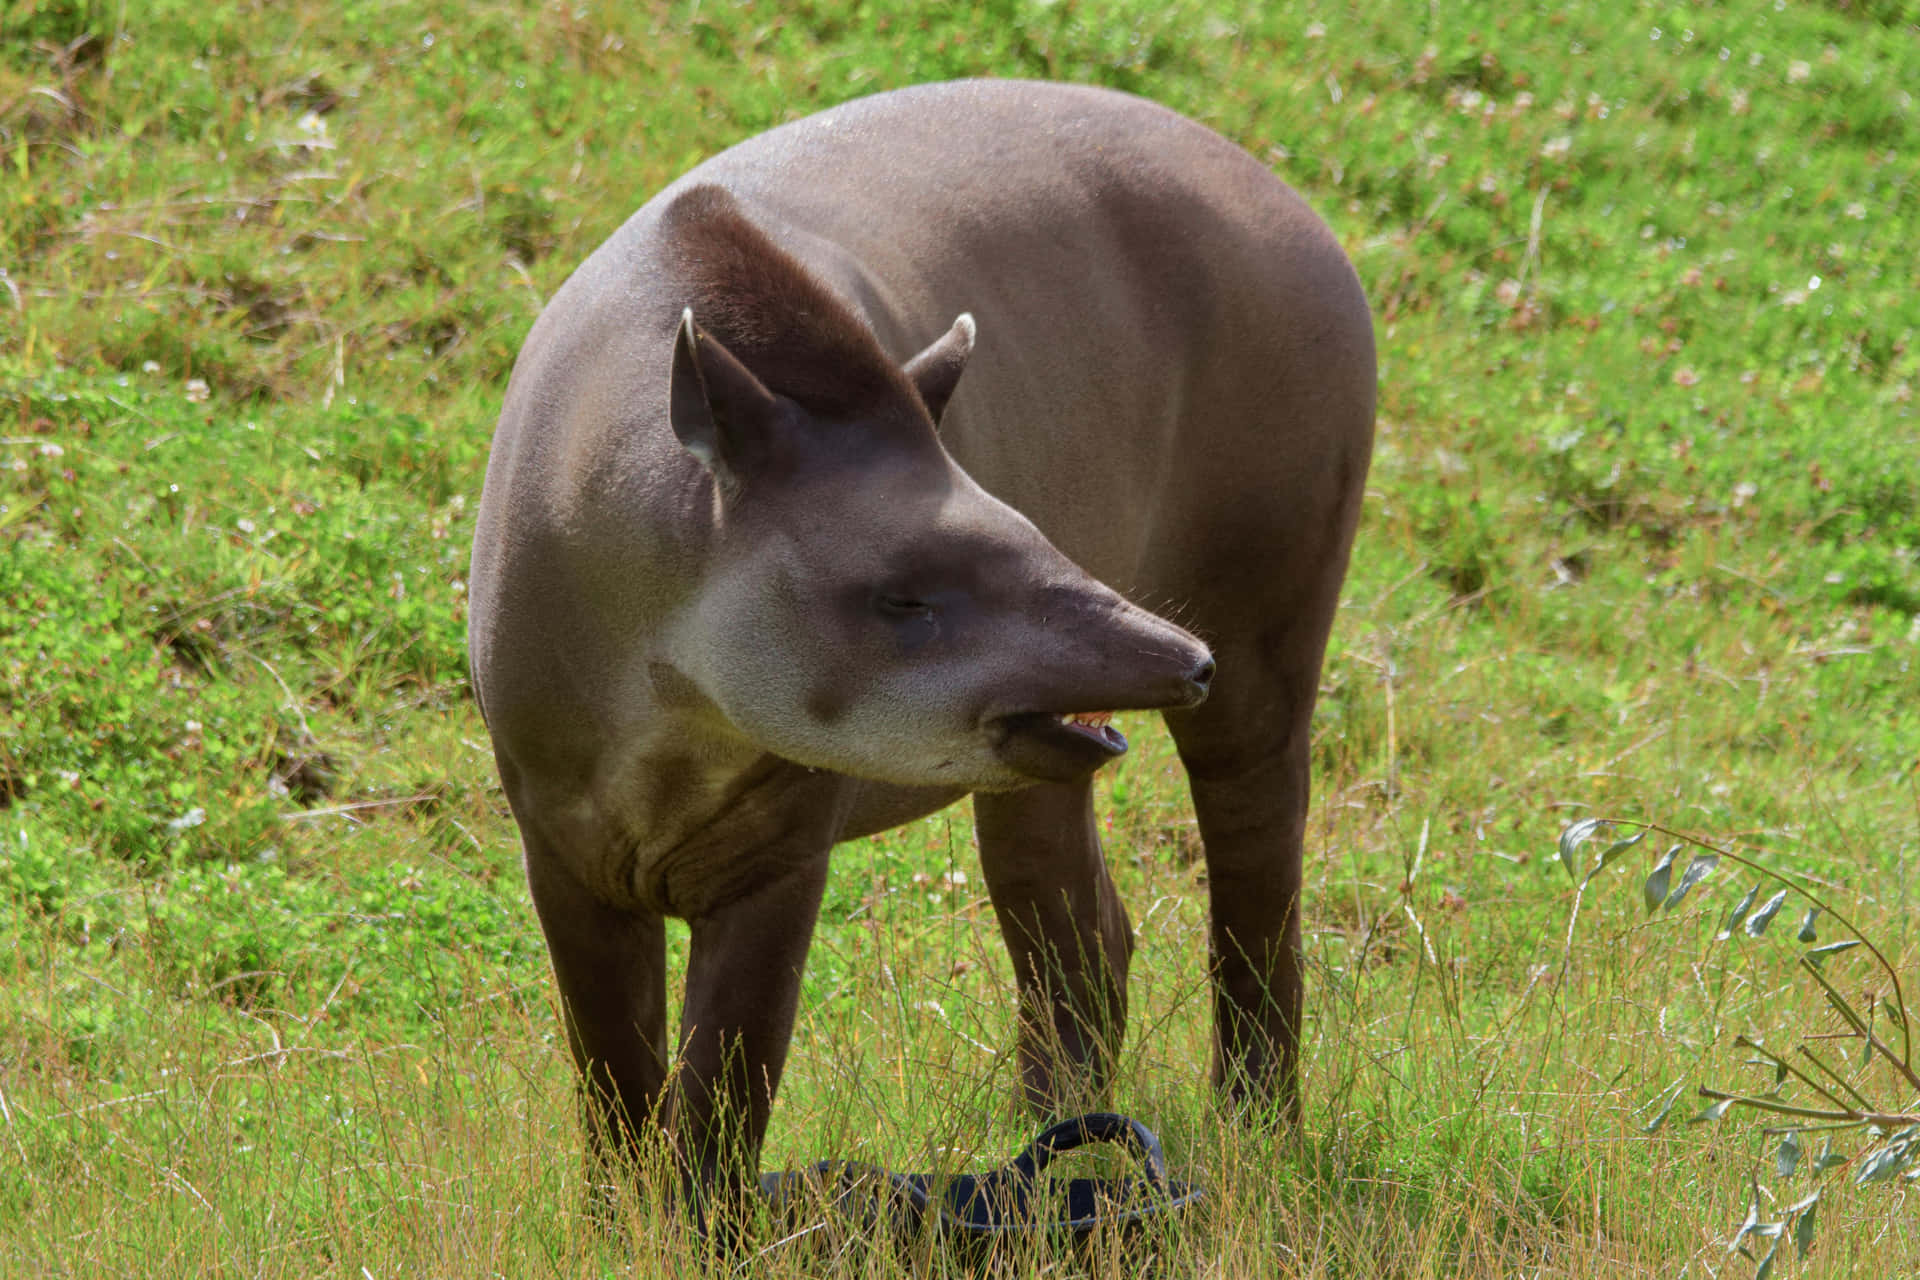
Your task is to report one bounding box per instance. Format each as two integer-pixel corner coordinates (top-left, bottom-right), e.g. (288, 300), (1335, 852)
(664, 304), (1213, 791)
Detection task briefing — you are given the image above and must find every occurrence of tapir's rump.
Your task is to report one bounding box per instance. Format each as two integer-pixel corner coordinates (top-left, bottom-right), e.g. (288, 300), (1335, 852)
(468, 79), (1374, 1207)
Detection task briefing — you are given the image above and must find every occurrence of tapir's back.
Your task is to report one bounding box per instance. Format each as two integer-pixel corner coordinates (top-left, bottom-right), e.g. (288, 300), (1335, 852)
(559, 79), (1374, 596)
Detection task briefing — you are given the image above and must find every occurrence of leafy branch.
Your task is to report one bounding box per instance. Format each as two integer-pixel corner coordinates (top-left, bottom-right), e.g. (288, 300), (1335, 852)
(1559, 818), (1920, 1276)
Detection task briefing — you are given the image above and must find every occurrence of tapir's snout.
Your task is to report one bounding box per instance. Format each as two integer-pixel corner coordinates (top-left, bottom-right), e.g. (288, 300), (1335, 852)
(1183, 652), (1217, 704)
(1136, 636), (1214, 712)
(979, 599), (1215, 785)
(1121, 605), (1215, 712)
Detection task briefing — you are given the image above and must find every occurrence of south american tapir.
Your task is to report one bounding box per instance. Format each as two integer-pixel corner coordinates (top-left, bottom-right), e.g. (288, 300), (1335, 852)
(468, 78), (1375, 1205)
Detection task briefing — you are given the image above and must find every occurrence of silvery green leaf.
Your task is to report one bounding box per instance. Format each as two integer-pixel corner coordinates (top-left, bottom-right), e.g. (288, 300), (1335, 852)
(1745, 888), (1789, 936)
(1790, 1193), (1819, 1261)
(1806, 939), (1860, 961)
(1643, 844), (1679, 914)
(1717, 884), (1761, 940)
(1590, 829), (1647, 881)
(1776, 1130), (1801, 1178)
(1691, 1096), (1734, 1125)
(1641, 1082), (1684, 1134)
(1557, 818), (1604, 882)
(1665, 853), (1719, 910)
(1729, 1189), (1761, 1250)
(1796, 906), (1819, 943)
(1855, 1141), (1914, 1185)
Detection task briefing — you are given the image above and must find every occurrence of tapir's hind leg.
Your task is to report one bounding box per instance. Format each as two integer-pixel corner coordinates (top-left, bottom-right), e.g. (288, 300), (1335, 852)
(974, 780), (1133, 1117)
(1164, 602), (1340, 1124)
(521, 826), (671, 1200)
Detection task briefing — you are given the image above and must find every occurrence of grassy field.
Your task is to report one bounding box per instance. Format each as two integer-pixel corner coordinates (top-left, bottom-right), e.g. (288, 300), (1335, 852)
(3, 0), (1918, 1274)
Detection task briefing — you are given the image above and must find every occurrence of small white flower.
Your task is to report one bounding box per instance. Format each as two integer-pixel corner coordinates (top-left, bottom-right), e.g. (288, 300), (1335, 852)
(1541, 135), (1572, 160)
(185, 379), (211, 403)
(141, 360), (161, 374)
(1787, 60), (1810, 84)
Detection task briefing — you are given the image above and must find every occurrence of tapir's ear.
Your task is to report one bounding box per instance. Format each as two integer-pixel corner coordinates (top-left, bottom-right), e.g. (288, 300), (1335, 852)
(669, 308), (780, 481)
(903, 312), (975, 425)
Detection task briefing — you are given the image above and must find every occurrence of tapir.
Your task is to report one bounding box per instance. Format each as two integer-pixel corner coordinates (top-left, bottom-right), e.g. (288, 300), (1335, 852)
(467, 79), (1374, 1204)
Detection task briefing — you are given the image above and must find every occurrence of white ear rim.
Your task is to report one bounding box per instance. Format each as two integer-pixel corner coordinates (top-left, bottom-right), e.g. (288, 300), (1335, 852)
(669, 307), (720, 471)
(904, 311), (978, 423)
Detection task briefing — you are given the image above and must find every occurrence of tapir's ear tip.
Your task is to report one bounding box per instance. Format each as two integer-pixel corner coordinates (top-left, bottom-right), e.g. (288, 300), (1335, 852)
(906, 313), (975, 426)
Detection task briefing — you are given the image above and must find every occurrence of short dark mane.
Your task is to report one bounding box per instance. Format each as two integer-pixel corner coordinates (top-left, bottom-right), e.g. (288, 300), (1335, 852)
(658, 185), (915, 418)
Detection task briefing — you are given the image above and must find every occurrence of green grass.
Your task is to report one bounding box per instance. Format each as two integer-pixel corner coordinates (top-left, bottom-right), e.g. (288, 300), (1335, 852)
(4, 0), (1918, 1274)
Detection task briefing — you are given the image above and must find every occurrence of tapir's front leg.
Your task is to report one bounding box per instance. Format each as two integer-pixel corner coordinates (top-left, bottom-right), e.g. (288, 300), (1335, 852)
(521, 825), (671, 1204)
(974, 780), (1132, 1117)
(666, 844), (831, 1225)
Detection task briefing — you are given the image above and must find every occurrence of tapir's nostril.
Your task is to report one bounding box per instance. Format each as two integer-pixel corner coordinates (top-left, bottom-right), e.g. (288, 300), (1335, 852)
(1188, 654), (1217, 696)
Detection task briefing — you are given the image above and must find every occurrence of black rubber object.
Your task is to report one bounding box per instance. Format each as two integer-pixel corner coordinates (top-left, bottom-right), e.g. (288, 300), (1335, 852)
(759, 1112), (1201, 1245)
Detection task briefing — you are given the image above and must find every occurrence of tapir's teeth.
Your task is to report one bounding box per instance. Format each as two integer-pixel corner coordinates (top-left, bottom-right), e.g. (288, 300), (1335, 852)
(1065, 711), (1114, 729)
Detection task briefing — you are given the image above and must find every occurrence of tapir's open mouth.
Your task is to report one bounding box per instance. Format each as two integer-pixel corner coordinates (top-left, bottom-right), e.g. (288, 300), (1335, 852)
(1055, 709), (1126, 752)
(987, 709), (1129, 782)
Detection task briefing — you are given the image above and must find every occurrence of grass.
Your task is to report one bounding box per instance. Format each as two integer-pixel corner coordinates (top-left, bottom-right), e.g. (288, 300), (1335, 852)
(3, 0), (1918, 1274)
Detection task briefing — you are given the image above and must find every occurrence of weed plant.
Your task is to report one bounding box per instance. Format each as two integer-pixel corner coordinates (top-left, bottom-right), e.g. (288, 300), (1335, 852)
(2, 1), (1917, 1275)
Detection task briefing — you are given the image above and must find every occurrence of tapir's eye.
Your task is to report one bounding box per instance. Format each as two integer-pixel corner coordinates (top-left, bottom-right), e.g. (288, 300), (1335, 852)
(876, 592), (935, 620)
